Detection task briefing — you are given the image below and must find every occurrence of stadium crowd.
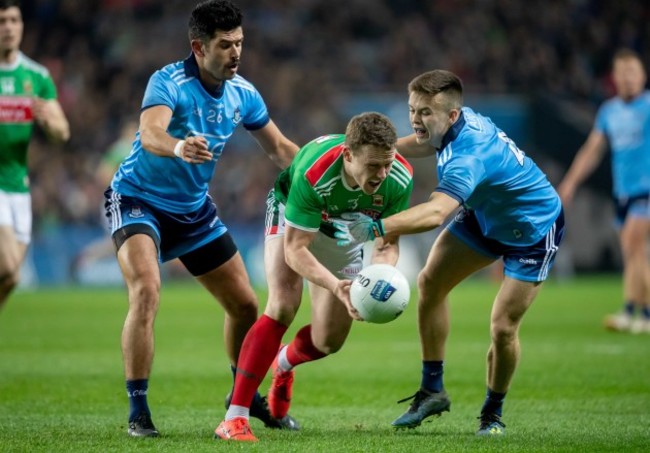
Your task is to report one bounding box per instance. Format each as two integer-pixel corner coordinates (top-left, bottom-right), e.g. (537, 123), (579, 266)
(21, 0), (650, 231)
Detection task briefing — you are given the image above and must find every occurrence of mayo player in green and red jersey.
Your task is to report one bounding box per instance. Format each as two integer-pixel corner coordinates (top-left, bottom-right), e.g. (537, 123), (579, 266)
(215, 112), (414, 441)
(0, 0), (69, 310)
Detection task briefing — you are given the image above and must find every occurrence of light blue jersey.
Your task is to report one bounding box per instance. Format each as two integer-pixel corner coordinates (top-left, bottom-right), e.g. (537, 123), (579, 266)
(595, 90), (650, 198)
(435, 107), (561, 246)
(111, 54), (270, 213)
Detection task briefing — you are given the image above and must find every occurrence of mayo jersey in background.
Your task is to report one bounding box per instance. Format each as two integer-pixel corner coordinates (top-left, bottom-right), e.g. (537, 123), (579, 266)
(111, 54), (270, 213)
(595, 90), (650, 198)
(0, 52), (57, 193)
(276, 134), (413, 235)
(435, 107), (561, 246)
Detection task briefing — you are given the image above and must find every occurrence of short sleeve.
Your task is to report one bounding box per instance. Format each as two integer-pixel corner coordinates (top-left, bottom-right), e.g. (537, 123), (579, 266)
(436, 155), (486, 204)
(284, 175), (324, 230)
(242, 88), (270, 131)
(141, 70), (180, 111)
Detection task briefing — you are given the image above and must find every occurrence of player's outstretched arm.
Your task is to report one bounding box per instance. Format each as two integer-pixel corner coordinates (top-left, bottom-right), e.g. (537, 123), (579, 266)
(251, 120), (299, 169)
(32, 98), (70, 143)
(383, 191), (459, 237)
(557, 129), (607, 206)
(334, 192), (460, 245)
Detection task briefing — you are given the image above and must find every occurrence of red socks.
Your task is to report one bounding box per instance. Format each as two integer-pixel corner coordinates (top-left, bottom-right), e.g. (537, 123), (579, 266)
(285, 325), (327, 366)
(231, 315), (287, 407)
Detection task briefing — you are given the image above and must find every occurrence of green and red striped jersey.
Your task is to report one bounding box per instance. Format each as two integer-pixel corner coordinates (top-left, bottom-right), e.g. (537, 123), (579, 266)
(275, 134), (413, 233)
(0, 52), (57, 192)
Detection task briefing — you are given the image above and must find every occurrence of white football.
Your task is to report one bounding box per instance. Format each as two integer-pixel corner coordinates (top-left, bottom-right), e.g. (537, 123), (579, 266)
(350, 264), (410, 324)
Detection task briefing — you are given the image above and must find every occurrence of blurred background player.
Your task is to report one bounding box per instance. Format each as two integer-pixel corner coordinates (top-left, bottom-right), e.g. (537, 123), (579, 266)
(72, 119), (137, 280)
(0, 0), (69, 311)
(338, 70), (564, 435)
(103, 0), (298, 437)
(215, 112), (413, 442)
(558, 49), (650, 334)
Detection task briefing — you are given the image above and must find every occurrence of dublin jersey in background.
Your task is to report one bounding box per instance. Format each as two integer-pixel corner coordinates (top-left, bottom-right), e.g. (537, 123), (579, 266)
(435, 107), (561, 246)
(111, 54), (270, 213)
(595, 90), (650, 198)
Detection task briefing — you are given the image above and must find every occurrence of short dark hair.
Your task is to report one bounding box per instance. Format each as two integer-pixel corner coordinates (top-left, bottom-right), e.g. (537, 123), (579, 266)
(613, 48), (642, 63)
(345, 112), (397, 152)
(408, 70), (463, 110)
(189, 0), (242, 42)
(0, 0), (21, 10)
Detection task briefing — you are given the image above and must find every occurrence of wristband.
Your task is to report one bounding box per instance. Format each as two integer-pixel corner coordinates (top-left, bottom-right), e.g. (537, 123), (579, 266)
(173, 140), (185, 158)
(371, 219), (385, 238)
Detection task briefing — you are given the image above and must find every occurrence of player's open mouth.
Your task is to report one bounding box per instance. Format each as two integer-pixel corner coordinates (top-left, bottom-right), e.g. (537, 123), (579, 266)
(414, 127), (427, 138)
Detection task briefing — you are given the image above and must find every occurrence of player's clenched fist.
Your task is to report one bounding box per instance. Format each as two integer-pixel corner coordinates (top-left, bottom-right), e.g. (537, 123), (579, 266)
(174, 136), (213, 163)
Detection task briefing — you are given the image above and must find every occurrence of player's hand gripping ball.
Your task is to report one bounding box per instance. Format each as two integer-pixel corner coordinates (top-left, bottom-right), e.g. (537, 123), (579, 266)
(350, 264), (410, 324)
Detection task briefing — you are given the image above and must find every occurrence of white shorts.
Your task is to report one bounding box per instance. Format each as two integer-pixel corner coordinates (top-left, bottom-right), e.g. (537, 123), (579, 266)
(265, 189), (364, 279)
(0, 190), (32, 244)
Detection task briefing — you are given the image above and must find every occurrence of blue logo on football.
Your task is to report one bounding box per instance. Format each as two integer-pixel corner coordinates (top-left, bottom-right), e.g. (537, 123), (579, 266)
(370, 280), (396, 302)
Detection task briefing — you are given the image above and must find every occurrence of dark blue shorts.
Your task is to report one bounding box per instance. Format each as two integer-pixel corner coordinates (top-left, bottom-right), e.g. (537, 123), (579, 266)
(447, 209), (565, 282)
(614, 193), (650, 227)
(104, 188), (232, 267)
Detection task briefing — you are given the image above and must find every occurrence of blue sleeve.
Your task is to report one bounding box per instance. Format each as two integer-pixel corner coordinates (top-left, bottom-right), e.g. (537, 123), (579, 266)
(242, 88), (270, 131)
(141, 70), (180, 111)
(436, 155), (486, 204)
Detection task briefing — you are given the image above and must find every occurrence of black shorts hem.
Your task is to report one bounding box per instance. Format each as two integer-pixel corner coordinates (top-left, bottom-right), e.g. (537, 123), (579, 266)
(179, 232), (238, 276)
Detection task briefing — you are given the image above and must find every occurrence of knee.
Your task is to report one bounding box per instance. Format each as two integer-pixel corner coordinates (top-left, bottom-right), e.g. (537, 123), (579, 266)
(620, 228), (646, 260)
(311, 335), (344, 355)
(0, 269), (20, 294)
(265, 302), (298, 326)
(417, 270), (446, 303)
(490, 319), (519, 347)
(265, 287), (302, 325)
(227, 294), (258, 321)
(128, 278), (161, 320)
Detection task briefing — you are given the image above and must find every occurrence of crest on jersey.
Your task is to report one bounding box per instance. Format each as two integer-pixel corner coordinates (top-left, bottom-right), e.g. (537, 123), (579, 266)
(129, 206), (144, 219)
(232, 107), (241, 125)
(372, 195), (384, 206)
(23, 80), (33, 95)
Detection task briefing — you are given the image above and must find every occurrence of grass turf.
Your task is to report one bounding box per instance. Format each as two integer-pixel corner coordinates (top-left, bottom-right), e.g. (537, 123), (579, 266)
(0, 275), (648, 452)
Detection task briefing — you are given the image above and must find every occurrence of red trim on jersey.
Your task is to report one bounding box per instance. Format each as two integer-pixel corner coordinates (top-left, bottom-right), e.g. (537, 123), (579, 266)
(0, 96), (33, 123)
(395, 152), (414, 175)
(305, 144), (344, 186)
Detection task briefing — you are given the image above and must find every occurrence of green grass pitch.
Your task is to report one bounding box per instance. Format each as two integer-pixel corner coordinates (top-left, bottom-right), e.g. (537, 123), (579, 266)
(0, 275), (648, 452)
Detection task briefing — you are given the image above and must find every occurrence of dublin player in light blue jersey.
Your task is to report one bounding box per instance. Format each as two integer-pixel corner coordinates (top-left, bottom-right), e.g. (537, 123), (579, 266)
(335, 70), (564, 436)
(559, 49), (650, 334)
(104, 1), (299, 438)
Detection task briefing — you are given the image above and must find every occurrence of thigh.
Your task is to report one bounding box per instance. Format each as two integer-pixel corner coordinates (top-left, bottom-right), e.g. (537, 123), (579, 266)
(0, 191), (31, 244)
(0, 226), (28, 273)
(263, 235), (303, 323)
(116, 233), (160, 287)
(308, 282), (354, 350)
(421, 228), (496, 292)
(620, 216), (650, 252)
(491, 276), (542, 326)
(195, 250), (257, 311)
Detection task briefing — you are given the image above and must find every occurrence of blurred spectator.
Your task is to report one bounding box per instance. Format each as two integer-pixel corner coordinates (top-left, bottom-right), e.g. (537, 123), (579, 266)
(19, 0), (650, 233)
